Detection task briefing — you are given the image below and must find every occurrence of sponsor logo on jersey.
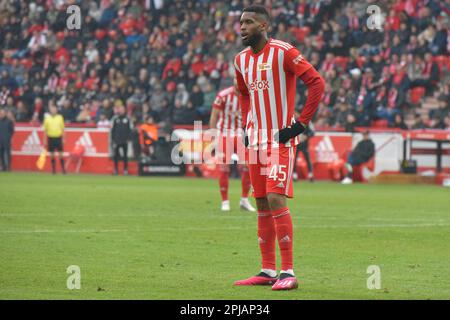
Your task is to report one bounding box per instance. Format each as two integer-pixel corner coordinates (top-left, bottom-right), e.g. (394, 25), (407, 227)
(248, 79), (270, 91)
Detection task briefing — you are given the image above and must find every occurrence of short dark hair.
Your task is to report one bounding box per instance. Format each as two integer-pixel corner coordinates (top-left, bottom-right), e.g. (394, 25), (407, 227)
(243, 5), (270, 23)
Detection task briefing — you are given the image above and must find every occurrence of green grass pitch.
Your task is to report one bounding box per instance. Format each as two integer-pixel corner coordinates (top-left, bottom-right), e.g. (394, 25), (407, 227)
(0, 172), (449, 299)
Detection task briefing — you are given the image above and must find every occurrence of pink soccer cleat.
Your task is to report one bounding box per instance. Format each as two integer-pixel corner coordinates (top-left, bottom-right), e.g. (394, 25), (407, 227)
(271, 276), (298, 291)
(234, 272), (278, 286)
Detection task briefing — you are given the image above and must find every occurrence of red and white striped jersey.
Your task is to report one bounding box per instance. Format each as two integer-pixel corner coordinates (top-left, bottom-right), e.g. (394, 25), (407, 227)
(212, 86), (242, 136)
(234, 38), (313, 149)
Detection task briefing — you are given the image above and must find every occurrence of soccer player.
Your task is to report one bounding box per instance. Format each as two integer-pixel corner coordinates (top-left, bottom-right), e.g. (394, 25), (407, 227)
(209, 83), (256, 212)
(43, 103), (66, 174)
(233, 5), (325, 290)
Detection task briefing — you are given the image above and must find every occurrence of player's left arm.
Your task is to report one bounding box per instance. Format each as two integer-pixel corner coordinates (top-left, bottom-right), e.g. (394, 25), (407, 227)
(276, 48), (325, 144)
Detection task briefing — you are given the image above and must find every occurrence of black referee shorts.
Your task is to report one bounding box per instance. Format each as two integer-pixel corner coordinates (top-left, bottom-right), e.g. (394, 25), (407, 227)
(47, 137), (63, 152)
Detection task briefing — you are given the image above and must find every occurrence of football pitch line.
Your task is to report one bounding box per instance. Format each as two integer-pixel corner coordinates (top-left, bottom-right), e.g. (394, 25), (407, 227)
(1, 222), (449, 234)
(0, 212), (448, 223)
(0, 229), (127, 234)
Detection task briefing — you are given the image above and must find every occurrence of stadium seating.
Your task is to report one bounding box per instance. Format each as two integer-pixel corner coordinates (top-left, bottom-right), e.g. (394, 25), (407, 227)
(0, 0), (447, 133)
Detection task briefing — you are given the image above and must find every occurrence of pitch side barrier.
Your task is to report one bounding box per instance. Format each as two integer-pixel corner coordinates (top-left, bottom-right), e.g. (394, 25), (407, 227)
(10, 123), (450, 177)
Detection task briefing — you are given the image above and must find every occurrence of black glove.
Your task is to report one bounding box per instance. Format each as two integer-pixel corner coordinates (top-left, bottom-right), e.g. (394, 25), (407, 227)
(275, 121), (306, 144)
(243, 129), (249, 147)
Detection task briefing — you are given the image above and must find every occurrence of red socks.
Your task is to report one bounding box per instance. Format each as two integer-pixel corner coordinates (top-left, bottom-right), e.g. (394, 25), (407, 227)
(240, 167), (251, 198)
(219, 166), (229, 201)
(271, 207), (294, 271)
(257, 207), (294, 271)
(257, 210), (276, 270)
(219, 165), (251, 201)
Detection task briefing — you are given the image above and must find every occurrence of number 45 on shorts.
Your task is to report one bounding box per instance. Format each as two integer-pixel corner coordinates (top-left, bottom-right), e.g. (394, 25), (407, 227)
(268, 164), (287, 181)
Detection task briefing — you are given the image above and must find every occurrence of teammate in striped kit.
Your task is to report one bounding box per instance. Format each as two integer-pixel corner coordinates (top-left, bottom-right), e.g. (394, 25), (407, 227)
(233, 5), (325, 291)
(209, 85), (256, 212)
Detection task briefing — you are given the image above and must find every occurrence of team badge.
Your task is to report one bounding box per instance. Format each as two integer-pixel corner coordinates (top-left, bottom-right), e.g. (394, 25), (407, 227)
(257, 63), (271, 71)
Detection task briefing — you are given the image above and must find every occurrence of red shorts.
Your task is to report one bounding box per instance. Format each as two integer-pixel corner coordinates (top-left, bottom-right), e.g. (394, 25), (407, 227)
(248, 146), (297, 198)
(216, 134), (247, 165)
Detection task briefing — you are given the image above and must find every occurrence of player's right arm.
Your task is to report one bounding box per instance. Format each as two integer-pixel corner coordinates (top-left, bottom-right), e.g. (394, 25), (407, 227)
(234, 56), (250, 130)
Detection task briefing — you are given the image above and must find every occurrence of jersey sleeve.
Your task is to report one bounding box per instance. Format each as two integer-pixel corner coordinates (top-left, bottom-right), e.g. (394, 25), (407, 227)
(284, 47), (313, 77)
(234, 55), (250, 129)
(297, 67), (325, 125)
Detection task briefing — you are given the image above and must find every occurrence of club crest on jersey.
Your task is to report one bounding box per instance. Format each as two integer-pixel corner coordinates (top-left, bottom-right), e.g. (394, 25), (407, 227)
(248, 79), (269, 91)
(257, 63), (272, 71)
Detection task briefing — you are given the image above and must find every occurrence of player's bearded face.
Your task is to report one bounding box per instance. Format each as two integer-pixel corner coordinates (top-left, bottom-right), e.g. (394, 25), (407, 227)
(242, 31), (262, 47)
(240, 13), (265, 47)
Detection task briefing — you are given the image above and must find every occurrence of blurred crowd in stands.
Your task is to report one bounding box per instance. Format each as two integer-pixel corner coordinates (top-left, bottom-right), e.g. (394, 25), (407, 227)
(0, 0), (449, 133)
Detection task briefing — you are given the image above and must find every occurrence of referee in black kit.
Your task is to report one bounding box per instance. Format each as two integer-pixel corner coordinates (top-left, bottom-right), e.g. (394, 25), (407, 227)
(111, 105), (132, 175)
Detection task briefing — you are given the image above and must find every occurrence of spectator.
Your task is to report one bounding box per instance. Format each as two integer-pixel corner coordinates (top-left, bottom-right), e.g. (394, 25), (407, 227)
(410, 52), (440, 95)
(445, 116), (450, 131)
(60, 99), (77, 123)
(190, 84), (204, 109)
(172, 99), (196, 125)
(0, 0), (445, 132)
(15, 101), (30, 122)
(390, 114), (408, 130)
(174, 83), (189, 107)
(429, 95), (450, 129)
(333, 102), (351, 128)
(97, 113), (111, 129)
